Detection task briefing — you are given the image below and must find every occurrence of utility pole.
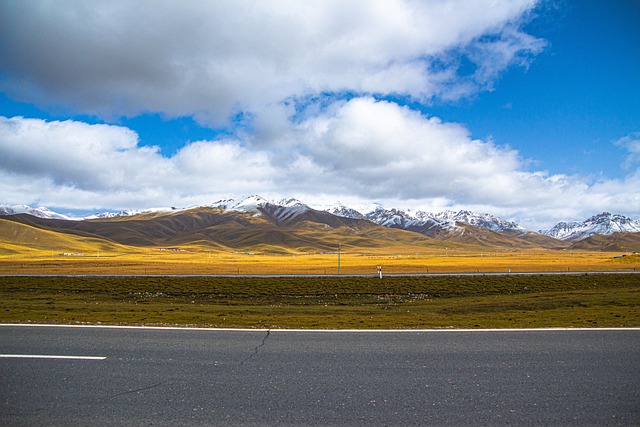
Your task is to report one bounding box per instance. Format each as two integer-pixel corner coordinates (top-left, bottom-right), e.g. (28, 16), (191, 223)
(338, 242), (341, 275)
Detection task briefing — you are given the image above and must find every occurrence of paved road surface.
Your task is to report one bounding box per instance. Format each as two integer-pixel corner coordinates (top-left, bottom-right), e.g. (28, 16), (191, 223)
(1, 325), (638, 425)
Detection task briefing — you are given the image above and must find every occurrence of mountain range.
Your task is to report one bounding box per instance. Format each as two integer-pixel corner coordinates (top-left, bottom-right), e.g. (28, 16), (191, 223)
(1, 196), (639, 252)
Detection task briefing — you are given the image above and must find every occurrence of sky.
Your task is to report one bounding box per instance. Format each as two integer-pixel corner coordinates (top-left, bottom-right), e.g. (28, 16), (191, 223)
(0, 0), (638, 230)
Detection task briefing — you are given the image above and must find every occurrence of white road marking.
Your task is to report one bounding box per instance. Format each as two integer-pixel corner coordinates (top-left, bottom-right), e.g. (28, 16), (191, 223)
(1, 323), (639, 332)
(0, 354), (106, 360)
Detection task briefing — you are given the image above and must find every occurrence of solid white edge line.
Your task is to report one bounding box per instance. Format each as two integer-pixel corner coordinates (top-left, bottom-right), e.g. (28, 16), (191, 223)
(1, 323), (639, 332)
(0, 354), (106, 360)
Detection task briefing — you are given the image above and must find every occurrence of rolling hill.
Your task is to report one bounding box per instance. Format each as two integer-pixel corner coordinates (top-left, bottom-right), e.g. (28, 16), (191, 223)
(568, 232), (640, 252)
(0, 217), (133, 256)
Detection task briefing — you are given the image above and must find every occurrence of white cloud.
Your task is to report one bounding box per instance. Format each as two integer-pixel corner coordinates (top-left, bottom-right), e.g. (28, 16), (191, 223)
(292, 98), (522, 199)
(2, 104), (639, 230)
(615, 132), (640, 169)
(0, 116), (169, 191)
(0, 0), (541, 124)
(171, 139), (277, 193)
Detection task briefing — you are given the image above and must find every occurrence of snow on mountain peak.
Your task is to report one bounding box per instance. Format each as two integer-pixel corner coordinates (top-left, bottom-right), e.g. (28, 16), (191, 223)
(341, 207), (521, 232)
(542, 212), (640, 241)
(208, 196), (311, 224)
(0, 204), (72, 220)
(429, 210), (525, 232)
(309, 202), (525, 233)
(210, 195), (269, 212)
(230, 195), (269, 210)
(84, 207), (184, 219)
(322, 203), (367, 220)
(365, 207), (416, 228)
(276, 198), (308, 209)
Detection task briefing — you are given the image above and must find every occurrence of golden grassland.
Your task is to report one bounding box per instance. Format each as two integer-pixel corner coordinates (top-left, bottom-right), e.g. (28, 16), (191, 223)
(1, 214), (638, 274)
(0, 247), (638, 275)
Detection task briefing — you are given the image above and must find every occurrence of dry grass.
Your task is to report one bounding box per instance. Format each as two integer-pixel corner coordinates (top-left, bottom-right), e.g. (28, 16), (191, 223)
(2, 215), (638, 274)
(0, 249), (638, 275)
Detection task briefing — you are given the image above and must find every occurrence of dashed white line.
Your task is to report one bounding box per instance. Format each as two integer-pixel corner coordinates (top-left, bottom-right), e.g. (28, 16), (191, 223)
(0, 354), (106, 360)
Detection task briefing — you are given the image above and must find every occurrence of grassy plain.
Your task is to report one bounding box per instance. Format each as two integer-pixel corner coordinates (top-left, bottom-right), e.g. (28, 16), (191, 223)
(0, 248), (638, 275)
(2, 245), (638, 329)
(1, 215), (638, 274)
(1, 274), (638, 329)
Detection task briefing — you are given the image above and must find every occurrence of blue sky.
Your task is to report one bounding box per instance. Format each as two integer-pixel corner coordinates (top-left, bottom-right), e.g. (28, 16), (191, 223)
(424, 0), (640, 180)
(0, 0), (638, 229)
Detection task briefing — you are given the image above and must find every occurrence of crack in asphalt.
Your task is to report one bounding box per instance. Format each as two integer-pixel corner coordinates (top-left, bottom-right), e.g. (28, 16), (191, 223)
(239, 329), (271, 366)
(108, 381), (165, 399)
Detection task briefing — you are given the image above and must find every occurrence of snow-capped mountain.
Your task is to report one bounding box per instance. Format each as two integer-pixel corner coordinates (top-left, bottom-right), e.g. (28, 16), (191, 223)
(0, 197), (526, 234)
(541, 212), (640, 241)
(331, 205), (523, 233)
(365, 207), (415, 228)
(430, 210), (525, 232)
(84, 207), (184, 219)
(209, 195), (311, 223)
(3, 198), (637, 243)
(321, 203), (366, 220)
(0, 204), (72, 220)
(206, 197), (524, 235)
(261, 198), (311, 224)
(211, 195), (269, 211)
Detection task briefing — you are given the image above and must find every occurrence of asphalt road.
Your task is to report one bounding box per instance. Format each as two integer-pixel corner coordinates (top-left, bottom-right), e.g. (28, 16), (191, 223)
(1, 325), (638, 426)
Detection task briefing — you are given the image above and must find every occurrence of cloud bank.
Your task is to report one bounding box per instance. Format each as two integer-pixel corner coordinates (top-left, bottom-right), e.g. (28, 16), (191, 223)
(2, 104), (638, 229)
(0, 0), (638, 229)
(0, 0), (542, 124)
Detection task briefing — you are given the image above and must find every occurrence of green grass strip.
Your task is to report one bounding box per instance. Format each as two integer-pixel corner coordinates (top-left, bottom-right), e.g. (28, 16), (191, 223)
(1, 275), (638, 329)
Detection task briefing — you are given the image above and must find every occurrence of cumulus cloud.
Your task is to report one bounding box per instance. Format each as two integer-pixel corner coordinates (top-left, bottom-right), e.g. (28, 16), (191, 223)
(0, 0), (541, 124)
(294, 98), (522, 198)
(0, 116), (169, 191)
(2, 102), (639, 229)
